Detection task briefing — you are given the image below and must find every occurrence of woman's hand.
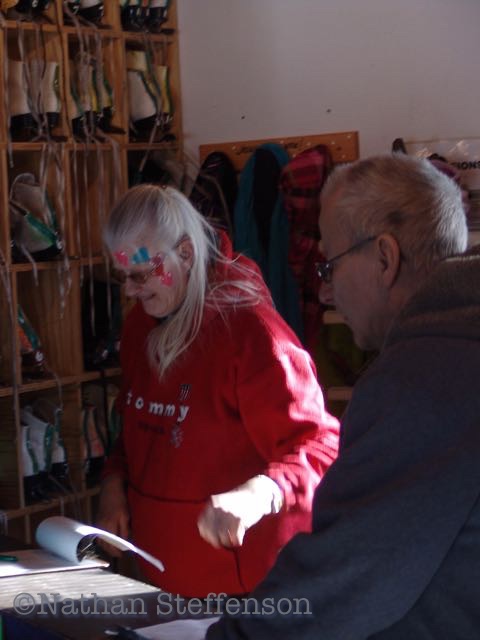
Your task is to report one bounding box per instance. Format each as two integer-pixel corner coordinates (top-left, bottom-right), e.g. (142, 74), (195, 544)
(95, 474), (130, 557)
(197, 475), (283, 549)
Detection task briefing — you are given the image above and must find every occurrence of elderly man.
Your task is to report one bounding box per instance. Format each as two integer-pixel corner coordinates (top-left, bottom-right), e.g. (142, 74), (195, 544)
(207, 154), (480, 639)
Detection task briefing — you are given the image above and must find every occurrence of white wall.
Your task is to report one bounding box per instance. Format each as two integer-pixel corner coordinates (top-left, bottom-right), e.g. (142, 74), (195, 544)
(177, 0), (480, 160)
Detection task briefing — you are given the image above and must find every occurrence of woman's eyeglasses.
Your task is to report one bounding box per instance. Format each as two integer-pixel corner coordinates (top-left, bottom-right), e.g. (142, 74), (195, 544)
(111, 236), (188, 286)
(111, 264), (160, 285)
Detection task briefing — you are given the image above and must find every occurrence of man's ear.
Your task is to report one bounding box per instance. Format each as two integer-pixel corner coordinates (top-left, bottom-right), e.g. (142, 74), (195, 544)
(176, 238), (194, 271)
(375, 233), (401, 289)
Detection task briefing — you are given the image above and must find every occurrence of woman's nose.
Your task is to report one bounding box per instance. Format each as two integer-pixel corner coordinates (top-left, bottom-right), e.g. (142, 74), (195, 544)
(124, 278), (140, 297)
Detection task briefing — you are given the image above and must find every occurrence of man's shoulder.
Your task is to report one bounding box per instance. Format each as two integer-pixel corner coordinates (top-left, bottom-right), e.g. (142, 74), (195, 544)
(343, 335), (480, 446)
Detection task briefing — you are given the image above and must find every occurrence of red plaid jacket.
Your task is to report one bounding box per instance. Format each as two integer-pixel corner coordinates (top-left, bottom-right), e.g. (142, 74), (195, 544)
(279, 145), (333, 355)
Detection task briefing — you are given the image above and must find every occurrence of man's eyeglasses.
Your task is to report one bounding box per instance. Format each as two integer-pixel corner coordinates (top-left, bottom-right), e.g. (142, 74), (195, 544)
(316, 236), (376, 284)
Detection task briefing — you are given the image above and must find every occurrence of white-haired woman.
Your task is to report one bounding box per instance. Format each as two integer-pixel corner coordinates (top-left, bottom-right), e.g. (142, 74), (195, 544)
(97, 184), (339, 598)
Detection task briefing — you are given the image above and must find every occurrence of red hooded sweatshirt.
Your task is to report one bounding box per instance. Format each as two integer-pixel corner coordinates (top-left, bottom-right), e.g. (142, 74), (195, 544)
(104, 235), (339, 597)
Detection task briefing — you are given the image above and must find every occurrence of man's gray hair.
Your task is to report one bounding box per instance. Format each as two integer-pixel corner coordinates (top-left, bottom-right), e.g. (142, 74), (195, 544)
(320, 154), (468, 273)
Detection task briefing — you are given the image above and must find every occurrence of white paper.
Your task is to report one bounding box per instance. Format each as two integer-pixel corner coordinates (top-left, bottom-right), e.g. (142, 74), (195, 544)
(0, 516), (164, 579)
(36, 516), (165, 573)
(0, 548), (108, 578)
(137, 616), (220, 640)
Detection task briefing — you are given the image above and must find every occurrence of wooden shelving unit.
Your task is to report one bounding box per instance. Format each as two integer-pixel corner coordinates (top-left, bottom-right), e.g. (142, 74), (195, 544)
(0, 0), (182, 543)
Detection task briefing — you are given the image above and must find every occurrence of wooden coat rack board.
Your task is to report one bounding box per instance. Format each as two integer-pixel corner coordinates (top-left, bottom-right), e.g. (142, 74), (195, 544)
(199, 130), (359, 171)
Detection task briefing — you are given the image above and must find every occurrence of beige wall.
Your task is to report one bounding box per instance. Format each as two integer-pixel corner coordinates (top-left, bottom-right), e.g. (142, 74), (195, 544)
(177, 0), (480, 160)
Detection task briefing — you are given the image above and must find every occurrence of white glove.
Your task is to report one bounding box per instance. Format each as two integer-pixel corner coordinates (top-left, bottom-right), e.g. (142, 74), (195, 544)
(197, 475), (283, 549)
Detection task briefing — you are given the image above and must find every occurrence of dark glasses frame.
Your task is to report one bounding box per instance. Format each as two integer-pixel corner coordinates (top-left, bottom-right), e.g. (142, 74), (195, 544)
(316, 235), (376, 284)
(111, 262), (161, 286)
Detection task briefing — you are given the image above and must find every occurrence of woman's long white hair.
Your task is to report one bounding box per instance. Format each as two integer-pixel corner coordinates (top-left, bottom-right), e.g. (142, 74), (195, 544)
(104, 184), (266, 377)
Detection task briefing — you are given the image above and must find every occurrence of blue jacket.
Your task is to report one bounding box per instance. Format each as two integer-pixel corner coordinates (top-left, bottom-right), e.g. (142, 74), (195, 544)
(234, 143), (303, 342)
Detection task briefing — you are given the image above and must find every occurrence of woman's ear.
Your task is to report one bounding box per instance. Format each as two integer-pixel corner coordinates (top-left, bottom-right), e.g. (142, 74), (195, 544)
(176, 238), (194, 271)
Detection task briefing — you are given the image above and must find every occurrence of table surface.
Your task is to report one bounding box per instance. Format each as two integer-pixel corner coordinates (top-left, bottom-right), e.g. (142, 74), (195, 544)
(0, 536), (170, 640)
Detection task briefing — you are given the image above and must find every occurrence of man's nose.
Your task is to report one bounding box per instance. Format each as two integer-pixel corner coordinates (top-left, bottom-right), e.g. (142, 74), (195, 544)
(319, 281), (334, 306)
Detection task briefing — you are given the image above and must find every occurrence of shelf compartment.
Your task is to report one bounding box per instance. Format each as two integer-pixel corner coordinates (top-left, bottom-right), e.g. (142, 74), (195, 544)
(0, 396), (21, 510)
(17, 268), (83, 380)
(65, 32), (127, 143)
(70, 147), (123, 258)
(6, 26), (69, 142)
(8, 147), (74, 261)
(125, 36), (179, 146)
(15, 385), (85, 506)
(0, 273), (17, 389)
(62, 0), (120, 33)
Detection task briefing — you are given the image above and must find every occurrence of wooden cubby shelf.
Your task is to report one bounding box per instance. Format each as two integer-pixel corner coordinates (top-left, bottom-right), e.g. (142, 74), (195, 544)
(0, 0), (182, 543)
(5, 486), (100, 522)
